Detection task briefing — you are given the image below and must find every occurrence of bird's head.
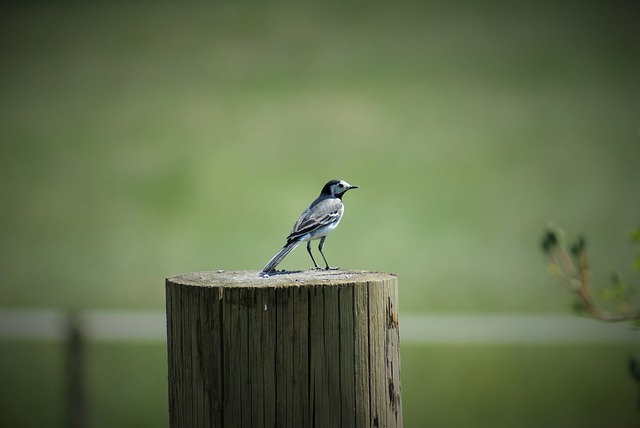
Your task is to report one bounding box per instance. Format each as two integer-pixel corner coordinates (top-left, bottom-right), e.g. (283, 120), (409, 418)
(321, 179), (359, 199)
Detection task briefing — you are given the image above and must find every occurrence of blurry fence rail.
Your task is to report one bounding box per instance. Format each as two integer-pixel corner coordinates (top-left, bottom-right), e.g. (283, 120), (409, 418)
(1, 309), (638, 344)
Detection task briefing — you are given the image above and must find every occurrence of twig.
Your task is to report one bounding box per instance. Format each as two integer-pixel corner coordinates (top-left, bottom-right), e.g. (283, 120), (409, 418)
(541, 228), (640, 323)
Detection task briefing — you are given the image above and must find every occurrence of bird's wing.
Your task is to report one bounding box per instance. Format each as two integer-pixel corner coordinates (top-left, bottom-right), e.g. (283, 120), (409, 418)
(287, 198), (343, 241)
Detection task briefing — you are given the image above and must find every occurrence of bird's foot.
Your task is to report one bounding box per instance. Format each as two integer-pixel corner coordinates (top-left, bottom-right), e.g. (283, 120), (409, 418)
(325, 266), (340, 271)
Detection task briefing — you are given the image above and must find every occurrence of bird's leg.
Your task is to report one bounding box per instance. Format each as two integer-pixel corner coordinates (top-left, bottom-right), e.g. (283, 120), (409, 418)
(318, 237), (338, 270)
(307, 241), (320, 269)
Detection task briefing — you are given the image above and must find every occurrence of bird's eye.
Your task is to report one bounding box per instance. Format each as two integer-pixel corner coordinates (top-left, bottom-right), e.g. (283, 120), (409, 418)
(338, 183), (344, 188)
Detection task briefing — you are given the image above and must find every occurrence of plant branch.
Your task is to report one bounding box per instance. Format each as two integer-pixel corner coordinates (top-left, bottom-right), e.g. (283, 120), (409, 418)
(541, 227), (640, 323)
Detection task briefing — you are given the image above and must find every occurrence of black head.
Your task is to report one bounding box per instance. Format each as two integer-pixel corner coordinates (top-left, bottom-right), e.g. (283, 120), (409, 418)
(320, 179), (359, 199)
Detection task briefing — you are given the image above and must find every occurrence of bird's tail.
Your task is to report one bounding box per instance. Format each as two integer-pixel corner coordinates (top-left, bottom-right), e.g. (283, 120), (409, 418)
(261, 241), (299, 273)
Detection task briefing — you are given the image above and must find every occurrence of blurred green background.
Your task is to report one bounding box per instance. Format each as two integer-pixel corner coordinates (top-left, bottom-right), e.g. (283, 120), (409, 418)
(1, 1), (638, 427)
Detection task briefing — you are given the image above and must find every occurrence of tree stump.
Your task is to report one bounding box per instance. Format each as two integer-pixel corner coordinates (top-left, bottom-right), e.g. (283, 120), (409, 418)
(165, 270), (402, 428)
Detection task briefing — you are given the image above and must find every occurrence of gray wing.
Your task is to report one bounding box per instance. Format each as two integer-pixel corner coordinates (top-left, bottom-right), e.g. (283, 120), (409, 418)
(287, 198), (343, 241)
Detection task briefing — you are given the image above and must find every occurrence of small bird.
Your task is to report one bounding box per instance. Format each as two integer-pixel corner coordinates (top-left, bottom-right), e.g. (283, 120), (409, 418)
(261, 179), (359, 275)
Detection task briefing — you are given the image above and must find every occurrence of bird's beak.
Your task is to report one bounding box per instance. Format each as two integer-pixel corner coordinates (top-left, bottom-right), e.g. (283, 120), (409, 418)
(349, 185), (359, 190)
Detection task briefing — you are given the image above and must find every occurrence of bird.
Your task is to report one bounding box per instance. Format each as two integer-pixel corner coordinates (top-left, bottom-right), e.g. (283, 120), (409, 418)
(261, 179), (358, 275)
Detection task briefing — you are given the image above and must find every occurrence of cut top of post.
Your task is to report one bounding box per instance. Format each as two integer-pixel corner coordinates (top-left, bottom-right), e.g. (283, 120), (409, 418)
(166, 270), (397, 289)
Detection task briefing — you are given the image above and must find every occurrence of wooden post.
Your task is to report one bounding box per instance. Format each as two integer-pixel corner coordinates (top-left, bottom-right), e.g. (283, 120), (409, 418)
(165, 270), (402, 428)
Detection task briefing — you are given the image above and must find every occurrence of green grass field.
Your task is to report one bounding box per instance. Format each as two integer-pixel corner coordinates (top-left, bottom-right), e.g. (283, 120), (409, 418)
(1, 342), (638, 428)
(1, 1), (639, 426)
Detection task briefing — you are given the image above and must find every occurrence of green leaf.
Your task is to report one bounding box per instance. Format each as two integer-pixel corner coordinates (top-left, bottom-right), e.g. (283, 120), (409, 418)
(596, 288), (614, 300)
(541, 230), (558, 254)
(571, 299), (588, 314)
(570, 235), (587, 257)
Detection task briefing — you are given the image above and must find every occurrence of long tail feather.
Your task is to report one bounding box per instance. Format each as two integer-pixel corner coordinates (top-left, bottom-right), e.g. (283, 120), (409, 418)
(262, 241), (300, 273)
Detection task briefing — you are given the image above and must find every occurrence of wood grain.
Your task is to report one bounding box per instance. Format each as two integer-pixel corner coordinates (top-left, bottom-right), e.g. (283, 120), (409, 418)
(166, 270), (402, 428)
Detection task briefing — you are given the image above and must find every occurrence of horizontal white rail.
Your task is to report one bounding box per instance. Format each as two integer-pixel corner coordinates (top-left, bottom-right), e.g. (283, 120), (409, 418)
(0, 309), (166, 342)
(401, 314), (639, 344)
(0, 309), (638, 344)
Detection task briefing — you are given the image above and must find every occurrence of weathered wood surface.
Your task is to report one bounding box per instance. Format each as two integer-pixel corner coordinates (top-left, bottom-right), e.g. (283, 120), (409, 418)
(166, 270), (402, 428)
